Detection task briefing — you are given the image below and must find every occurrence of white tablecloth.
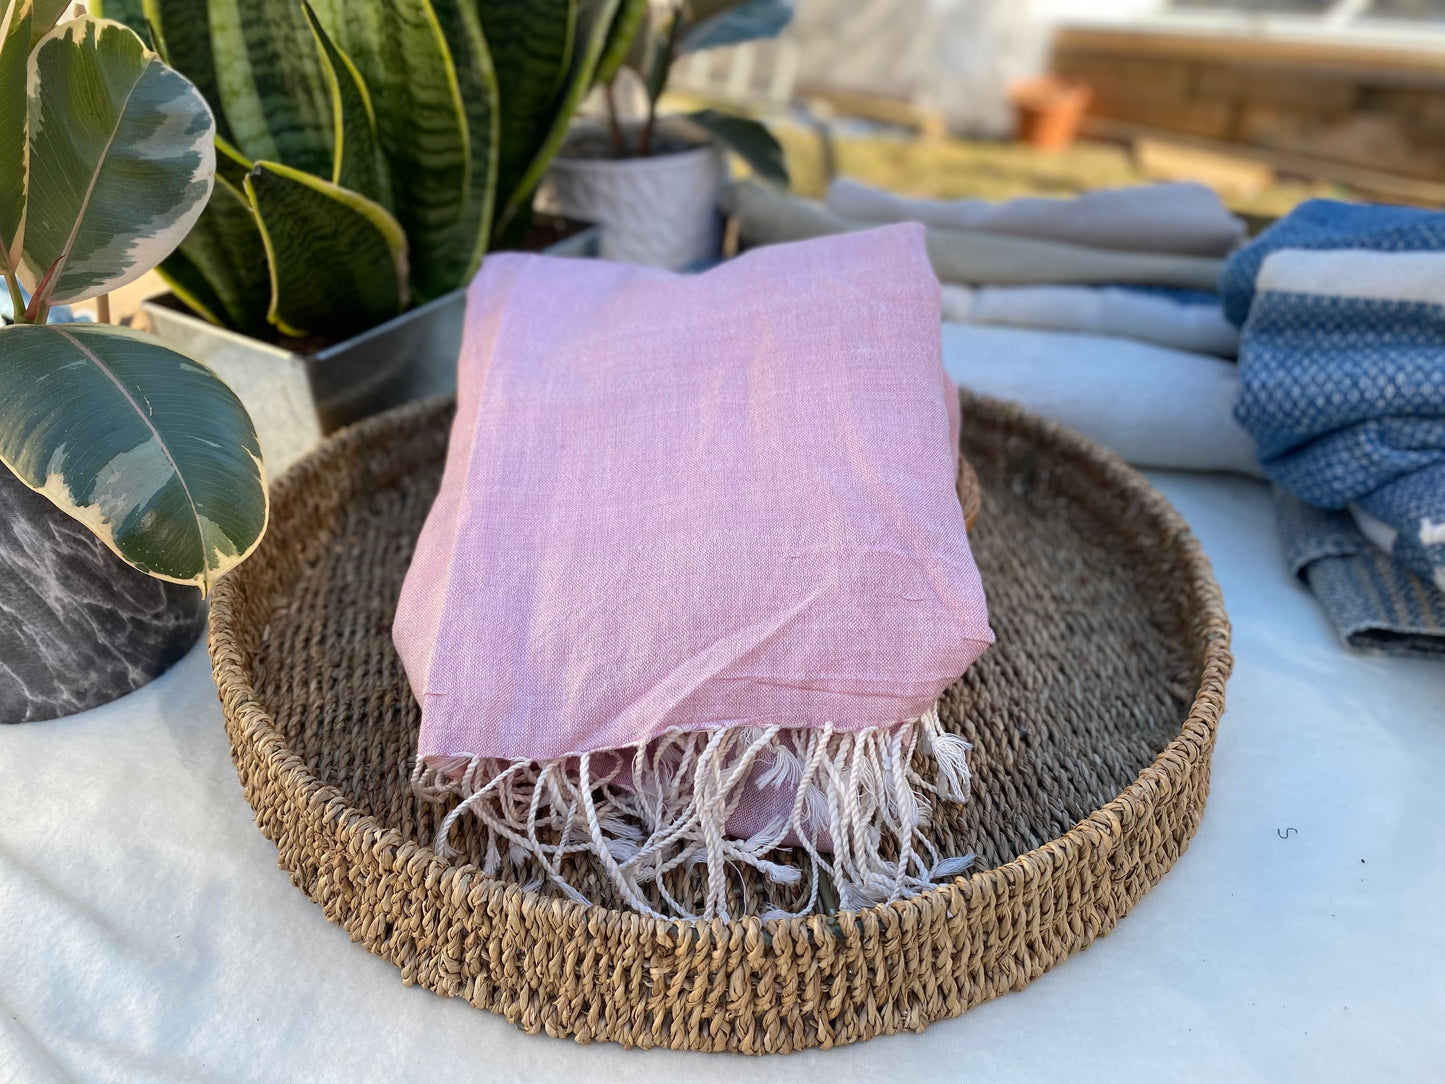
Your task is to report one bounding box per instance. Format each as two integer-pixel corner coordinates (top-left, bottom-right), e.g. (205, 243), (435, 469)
(3, 472), (1443, 1083)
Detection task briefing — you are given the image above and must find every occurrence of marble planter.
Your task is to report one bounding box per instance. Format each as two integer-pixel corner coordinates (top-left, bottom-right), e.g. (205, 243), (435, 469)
(143, 218), (601, 477)
(535, 126), (725, 271)
(0, 467), (205, 725)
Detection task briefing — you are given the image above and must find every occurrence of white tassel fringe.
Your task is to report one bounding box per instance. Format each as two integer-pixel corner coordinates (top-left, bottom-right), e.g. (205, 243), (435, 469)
(413, 704), (973, 921)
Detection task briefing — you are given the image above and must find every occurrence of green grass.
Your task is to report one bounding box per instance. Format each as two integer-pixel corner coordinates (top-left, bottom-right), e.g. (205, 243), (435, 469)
(770, 122), (1346, 220)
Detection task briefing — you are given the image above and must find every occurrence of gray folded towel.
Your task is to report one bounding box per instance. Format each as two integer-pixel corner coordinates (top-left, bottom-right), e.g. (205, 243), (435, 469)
(722, 181), (1226, 292)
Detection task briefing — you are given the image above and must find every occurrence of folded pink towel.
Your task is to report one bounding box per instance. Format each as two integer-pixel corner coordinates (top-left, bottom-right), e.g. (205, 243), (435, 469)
(394, 224), (992, 919)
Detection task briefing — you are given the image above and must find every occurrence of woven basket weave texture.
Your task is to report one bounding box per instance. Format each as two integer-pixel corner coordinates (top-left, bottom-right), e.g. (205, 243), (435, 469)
(208, 391), (1230, 1052)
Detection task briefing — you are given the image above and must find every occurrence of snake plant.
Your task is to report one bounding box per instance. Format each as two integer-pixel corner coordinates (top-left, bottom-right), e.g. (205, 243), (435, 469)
(0, 7), (267, 594)
(95, 0), (626, 342)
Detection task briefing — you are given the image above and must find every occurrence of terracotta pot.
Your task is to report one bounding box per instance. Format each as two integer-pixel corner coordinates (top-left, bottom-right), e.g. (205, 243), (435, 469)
(1011, 76), (1093, 153)
(535, 123), (726, 271)
(0, 467), (205, 724)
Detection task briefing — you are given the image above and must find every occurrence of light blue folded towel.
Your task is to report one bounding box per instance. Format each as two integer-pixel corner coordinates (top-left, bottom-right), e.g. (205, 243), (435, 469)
(1222, 203), (1445, 597)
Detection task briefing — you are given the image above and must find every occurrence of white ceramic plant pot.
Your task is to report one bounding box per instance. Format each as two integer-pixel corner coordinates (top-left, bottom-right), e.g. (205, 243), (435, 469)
(536, 136), (725, 271)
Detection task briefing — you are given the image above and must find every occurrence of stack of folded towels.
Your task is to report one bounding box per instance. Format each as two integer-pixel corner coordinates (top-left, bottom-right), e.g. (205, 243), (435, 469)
(1223, 200), (1445, 657)
(725, 177), (1262, 476)
(725, 180), (1445, 657)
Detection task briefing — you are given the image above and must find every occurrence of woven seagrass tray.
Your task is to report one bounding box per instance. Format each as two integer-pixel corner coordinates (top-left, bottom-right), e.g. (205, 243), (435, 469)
(208, 390), (1230, 1053)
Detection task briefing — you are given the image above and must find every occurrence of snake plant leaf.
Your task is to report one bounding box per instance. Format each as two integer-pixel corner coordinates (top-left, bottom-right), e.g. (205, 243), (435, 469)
(684, 108), (788, 187)
(301, 1), (392, 209)
(26, 0), (61, 46)
(213, 133), (252, 188)
(0, 322), (267, 594)
(205, 0), (333, 177)
(89, 0), (156, 50)
(498, 0), (620, 235)
(593, 0), (645, 87)
(159, 174), (271, 335)
(21, 16), (215, 306)
(476, 0), (572, 221)
(134, 0), (235, 145)
(245, 160), (407, 340)
(0, 0), (31, 275)
(309, 0), (471, 301)
(428, 0), (496, 280)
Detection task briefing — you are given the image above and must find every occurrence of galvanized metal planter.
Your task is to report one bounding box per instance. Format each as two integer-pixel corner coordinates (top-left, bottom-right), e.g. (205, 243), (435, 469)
(143, 221), (601, 475)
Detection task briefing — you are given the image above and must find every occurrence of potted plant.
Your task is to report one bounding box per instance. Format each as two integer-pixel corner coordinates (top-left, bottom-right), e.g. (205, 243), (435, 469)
(94, 0), (624, 473)
(0, 8), (267, 724)
(535, 0), (792, 270)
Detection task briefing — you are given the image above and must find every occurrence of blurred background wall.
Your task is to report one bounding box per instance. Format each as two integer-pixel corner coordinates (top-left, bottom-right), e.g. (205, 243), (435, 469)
(674, 0), (1445, 202)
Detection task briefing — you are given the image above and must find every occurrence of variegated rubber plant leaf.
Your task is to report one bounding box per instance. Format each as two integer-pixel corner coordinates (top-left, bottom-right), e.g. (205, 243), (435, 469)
(497, 0), (621, 235)
(246, 160), (407, 340)
(20, 16), (215, 307)
(0, 322), (268, 594)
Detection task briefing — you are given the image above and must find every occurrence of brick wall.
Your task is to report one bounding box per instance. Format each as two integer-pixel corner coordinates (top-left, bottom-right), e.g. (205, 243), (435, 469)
(1053, 27), (1445, 181)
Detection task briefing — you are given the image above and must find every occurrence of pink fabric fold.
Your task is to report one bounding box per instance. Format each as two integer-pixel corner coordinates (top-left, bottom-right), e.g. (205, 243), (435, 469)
(394, 224), (992, 918)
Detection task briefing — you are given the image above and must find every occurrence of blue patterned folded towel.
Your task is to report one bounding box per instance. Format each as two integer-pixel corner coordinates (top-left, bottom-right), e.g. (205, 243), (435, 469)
(1275, 487), (1445, 658)
(1220, 198), (1445, 325)
(1223, 203), (1445, 596)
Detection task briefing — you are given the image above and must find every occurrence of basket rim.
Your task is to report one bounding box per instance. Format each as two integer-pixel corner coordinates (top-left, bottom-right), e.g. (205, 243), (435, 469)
(207, 389), (1231, 937)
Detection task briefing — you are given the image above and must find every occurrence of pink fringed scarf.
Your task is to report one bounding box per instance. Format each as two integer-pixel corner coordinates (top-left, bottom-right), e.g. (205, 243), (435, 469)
(394, 224), (992, 919)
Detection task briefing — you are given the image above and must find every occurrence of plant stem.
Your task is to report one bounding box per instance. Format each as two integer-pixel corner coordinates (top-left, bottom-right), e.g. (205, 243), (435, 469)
(638, 88), (657, 157)
(604, 81), (628, 156)
(2, 266), (23, 323)
(638, 10), (684, 158)
(96, 293), (111, 325)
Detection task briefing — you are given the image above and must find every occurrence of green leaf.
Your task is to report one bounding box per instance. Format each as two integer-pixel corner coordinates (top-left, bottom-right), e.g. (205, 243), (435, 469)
(685, 108), (788, 187)
(309, 0), (472, 301)
(27, 0), (62, 46)
(245, 159), (407, 340)
(498, 0), (620, 235)
(430, 0), (497, 284)
(159, 174), (270, 335)
(0, 322), (267, 594)
(0, 0), (31, 275)
(301, 0), (391, 208)
(476, 0), (572, 220)
(21, 16), (216, 306)
(213, 133), (252, 188)
(593, 0), (645, 87)
(139, 0), (235, 145)
(205, 0), (333, 177)
(679, 0), (791, 53)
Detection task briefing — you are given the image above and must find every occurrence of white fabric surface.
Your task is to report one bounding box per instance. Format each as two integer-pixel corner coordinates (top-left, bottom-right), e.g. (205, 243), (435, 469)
(1257, 248), (1445, 305)
(940, 283), (1239, 357)
(941, 322), (1265, 477)
(827, 178), (1247, 257)
(3, 474), (1443, 1082)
